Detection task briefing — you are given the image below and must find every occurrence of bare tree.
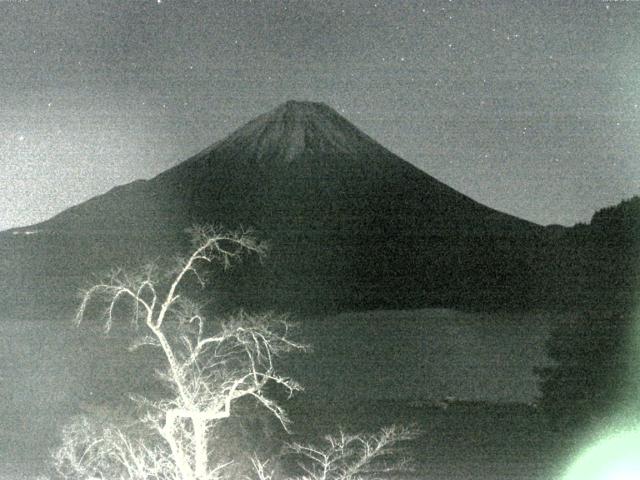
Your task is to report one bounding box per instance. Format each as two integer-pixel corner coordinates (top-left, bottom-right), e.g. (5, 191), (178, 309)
(51, 226), (418, 480)
(250, 425), (419, 480)
(54, 226), (304, 480)
(286, 425), (418, 480)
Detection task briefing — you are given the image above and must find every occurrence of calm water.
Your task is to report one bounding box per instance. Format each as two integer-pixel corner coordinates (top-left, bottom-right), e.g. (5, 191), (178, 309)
(0, 308), (567, 478)
(291, 309), (560, 403)
(288, 400), (565, 480)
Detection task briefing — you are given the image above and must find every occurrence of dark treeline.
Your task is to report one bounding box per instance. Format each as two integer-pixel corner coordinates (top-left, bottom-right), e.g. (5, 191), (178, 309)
(534, 196), (640, 433)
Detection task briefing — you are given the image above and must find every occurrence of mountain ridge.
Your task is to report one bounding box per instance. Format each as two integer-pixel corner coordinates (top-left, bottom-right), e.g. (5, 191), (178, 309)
(190, 100), (394, 164)
(1, 101), (573, 314)
(35, 100), (539, 237)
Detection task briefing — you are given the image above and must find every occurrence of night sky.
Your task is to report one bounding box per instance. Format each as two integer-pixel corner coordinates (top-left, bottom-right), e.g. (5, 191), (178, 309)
(1, 0), (639, 230)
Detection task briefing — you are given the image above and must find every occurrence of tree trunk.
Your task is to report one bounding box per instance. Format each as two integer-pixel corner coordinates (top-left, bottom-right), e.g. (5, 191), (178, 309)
(193, 416), (209, 480)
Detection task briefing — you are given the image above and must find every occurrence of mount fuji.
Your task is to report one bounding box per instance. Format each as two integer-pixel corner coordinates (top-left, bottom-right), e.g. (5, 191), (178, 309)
(2, 101), (551, 314)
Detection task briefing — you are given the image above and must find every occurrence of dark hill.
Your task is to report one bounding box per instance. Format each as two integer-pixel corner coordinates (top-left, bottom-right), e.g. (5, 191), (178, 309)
(563, 196), (639, 311)
(1, 101), (569, 315)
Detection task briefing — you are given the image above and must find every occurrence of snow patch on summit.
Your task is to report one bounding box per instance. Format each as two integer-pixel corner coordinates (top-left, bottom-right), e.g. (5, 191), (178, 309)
(281, 115), (307, 162)
(207, 100), (382, 165)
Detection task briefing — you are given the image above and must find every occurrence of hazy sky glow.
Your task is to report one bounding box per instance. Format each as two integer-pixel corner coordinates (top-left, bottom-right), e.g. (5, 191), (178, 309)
(1, 0), (639, 229)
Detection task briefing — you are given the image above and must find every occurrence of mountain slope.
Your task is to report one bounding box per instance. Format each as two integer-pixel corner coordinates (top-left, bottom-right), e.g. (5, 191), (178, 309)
(41, 101), (534, 234)
(3, 101), (548, 315)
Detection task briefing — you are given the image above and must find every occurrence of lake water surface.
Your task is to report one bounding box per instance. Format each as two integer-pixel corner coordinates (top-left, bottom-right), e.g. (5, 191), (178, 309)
(0, 308), (570, 477)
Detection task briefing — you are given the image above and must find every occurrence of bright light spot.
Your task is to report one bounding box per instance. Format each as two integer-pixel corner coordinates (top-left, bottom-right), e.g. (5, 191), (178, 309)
(563, 429), (640, 480)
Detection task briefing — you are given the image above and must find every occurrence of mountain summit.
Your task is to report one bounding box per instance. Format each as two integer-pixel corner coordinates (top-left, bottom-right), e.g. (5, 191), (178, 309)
(143, 100), (531, 236)
(159, 99), (446, 193)
(202, 100), (379, 164)
(4, 101), (547, 313)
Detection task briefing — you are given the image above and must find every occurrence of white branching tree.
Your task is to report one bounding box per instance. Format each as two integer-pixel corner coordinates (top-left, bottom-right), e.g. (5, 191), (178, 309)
(251, 425), (419, 480)
(285, 426), (419, 480)
(52, 226), (417, 480)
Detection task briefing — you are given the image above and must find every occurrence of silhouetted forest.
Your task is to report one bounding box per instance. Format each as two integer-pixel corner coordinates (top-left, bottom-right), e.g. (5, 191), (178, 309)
(535, 196), (640, 432)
